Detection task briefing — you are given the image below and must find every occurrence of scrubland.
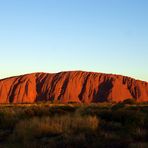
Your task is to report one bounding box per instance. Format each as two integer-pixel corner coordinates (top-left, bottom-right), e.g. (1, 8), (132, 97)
(0, 100), (148, 148)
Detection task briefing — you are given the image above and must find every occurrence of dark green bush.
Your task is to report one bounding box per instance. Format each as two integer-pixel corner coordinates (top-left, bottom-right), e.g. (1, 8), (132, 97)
(112, 103), (125, 110)
(122, 98), (136, 105)
(98, 109), (145, 128)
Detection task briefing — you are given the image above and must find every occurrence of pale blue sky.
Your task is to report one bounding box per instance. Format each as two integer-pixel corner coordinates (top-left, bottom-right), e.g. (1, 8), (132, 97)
(0, 0), (148, 81)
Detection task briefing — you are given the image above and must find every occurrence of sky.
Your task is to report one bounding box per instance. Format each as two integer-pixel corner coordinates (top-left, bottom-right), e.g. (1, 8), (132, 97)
(0, 0), (148, 81)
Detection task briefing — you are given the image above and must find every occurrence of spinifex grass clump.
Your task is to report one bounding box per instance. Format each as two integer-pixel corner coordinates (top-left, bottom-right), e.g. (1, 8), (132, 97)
(13, 115), (98, 138)
(9, 115), (99, 147)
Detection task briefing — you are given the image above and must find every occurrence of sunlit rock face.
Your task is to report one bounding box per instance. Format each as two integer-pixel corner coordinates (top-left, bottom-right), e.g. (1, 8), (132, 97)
(0, 71), (148, 103)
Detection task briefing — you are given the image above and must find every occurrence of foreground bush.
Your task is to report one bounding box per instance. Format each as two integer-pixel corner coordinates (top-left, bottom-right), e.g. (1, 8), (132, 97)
(122, 98), (136, 105)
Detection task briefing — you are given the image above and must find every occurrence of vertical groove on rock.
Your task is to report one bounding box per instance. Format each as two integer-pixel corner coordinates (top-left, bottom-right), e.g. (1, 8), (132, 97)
(58, 73), (70, 101)
(48, 73), (62, 99)
(96, 78), (114, 102)
(8, 77), (20, 103)
(9, 80), (20, 103)
(36, 73), (49, 101)
(78, 73), (90, 101)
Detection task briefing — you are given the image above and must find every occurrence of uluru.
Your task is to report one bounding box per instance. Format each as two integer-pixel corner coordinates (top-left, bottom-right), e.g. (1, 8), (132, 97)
(0, 71), (147, 104)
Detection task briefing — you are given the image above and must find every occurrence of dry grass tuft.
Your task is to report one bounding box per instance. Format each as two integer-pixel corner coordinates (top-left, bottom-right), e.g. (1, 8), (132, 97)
(10, 115), (99, 143)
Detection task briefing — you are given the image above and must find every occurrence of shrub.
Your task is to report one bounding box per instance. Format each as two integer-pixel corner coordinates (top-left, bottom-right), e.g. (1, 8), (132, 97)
(130, 128), (147, 141)
(98, 109), (145, 128)
(129, 142), (148, 148)
(0, 108), (18, 129)
(122, 98), (136, 105)
(100, 120), (122, 131)
(111, 103), (125, 110)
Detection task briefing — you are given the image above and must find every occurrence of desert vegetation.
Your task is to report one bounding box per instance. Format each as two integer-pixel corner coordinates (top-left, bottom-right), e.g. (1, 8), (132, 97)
(0, 100), (148, 148)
